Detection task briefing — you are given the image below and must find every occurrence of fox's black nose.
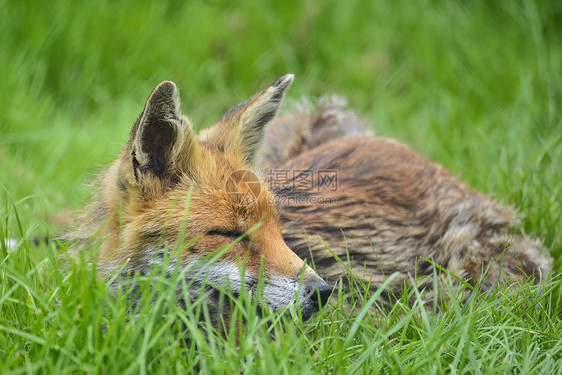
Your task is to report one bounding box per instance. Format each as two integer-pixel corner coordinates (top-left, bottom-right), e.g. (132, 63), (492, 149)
(308, 279), (333, 308)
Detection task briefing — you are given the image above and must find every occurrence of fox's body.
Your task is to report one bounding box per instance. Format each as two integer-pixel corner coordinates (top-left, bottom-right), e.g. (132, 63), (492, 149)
(259, 98), (552, 302)
(66, 75), (331, 321)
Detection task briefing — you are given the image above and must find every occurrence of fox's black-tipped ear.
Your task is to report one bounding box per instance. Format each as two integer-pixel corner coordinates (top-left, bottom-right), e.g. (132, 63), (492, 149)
(129, 81), (195, 182)
(201, 74), (294, 165)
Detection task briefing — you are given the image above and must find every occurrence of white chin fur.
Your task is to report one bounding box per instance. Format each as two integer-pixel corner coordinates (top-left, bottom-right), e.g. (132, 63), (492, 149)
(136, 251), (311, 314)
(182, 257), (311, 313)
(262, 276), (301, 311)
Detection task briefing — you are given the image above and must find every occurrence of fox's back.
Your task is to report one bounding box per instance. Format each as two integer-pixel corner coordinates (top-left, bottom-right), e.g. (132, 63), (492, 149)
(262, 101), (551, 301)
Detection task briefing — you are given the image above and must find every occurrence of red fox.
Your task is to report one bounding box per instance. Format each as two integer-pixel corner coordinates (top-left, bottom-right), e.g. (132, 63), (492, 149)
(258, 95), (553, 304)
(65, 74), (332, 321)
(65, 74), (552, 321)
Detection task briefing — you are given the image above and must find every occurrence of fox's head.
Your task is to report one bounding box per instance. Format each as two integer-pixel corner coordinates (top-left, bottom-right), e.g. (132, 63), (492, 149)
(89, 75), (331, 320)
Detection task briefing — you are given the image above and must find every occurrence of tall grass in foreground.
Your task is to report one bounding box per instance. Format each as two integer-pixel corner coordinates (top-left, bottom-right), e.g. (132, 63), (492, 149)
(1, 203), (561, 374)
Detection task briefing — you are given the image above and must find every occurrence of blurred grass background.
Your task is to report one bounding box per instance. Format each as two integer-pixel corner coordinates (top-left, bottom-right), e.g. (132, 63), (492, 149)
(1, 0), (561, 372)
(2, 1), (560, 259)
(3, 0), (560, 267)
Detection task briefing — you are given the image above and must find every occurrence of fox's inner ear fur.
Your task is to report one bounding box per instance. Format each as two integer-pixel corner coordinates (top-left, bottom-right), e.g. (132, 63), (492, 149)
(202, 74), (294, 165)
(128, 81), (198, 188)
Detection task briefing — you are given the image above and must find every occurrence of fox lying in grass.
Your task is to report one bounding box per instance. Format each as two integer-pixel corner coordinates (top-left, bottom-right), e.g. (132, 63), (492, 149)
(65, 74), (551, 321)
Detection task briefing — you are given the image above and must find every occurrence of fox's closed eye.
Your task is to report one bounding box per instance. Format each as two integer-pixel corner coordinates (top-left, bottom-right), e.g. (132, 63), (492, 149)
(207, 229), (244, 240)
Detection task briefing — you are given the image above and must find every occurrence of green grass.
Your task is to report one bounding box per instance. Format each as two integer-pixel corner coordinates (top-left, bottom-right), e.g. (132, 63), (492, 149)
(1, 0), (561, 373)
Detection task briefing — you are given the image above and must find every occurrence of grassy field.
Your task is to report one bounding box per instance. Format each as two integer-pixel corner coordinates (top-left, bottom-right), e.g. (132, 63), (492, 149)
(1, 0), (561, 373)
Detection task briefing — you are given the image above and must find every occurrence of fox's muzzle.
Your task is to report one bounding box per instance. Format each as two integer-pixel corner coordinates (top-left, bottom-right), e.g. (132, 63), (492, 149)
(298, 277), (333, 320)
(308, 278), (333, 308)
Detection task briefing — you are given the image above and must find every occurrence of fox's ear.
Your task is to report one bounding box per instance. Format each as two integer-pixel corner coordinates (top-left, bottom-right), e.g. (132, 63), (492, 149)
(201, 74), (294, 165)
(128, 81), (199, 185)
